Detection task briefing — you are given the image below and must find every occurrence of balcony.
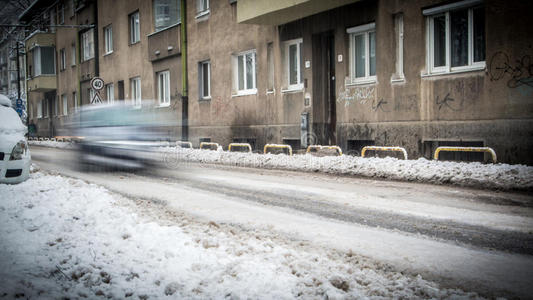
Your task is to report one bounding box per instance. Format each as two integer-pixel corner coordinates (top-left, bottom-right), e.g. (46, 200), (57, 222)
(25, 31), (56, 93)
(237, 0), (361, 25)
(147, 23), (181, 62)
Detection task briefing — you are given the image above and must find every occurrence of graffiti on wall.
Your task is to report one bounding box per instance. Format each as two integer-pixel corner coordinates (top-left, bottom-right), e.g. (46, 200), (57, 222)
(489, 51), (533, 88)
(434, 77), (483, 112)
(371, 98), (389, 112)
(337, 86), (375, 107)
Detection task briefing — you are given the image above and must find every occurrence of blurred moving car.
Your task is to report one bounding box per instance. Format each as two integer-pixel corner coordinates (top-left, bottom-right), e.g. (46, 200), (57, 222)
(70, 102), (174, 171)
(0, 94), (31, 184)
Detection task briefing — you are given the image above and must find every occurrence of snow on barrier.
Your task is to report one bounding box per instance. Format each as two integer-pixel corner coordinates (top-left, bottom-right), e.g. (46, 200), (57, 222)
(361, 146), (408, 160)
(264, 144), (293, 156)
(200, 142), (219, 150)
(176, 141), (193, 149)
(306, 145), (343, 156)
(434, 146), (497, 163)
(228, 143), (252, 153)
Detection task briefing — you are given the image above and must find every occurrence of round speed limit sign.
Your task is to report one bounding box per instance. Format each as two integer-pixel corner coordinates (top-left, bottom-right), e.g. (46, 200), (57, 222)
(90, 77), (104, 91)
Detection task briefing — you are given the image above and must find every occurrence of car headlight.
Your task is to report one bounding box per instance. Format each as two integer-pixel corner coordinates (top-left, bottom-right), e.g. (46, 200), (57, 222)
(10, 140), (27, 160)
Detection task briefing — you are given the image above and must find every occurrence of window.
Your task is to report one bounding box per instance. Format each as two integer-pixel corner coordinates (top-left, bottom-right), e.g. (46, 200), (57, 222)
(106, 83), (114, 103)
(104, 25), (113, 54)
(196, 0), (209, 16)
(130, 77), (141, 107)
(347, 23), (376, 84)
(81, 29), (94, 61)
(62, 94), (68, 115)
(43, 99), (48, 118)
(267, 42), (274, 92)
(283, 38), (303, 90)
(154, 0), (180, 32)
(88, 88), (95, 104)
(130, 11), (140, 44)
(73, 91), (77, 111)
(71, 44), (76, 66)
(60, 48), (66, 71)
(37, 100), (42, 118)
(58, 3), (65, 24)
(233, 50), (256, 95)
(31, 46), (55, 77)
(425, 1), (485, 74)
(392, 13), (404, 82)
(199, 61), (210, 99)
(157, 71), (170, 105)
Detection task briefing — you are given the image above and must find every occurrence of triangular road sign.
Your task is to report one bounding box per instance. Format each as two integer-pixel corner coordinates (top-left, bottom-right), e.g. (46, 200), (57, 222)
(91, 91), (103, 104)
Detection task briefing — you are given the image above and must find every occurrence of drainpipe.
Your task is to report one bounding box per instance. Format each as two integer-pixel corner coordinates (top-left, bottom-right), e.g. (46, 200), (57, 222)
(180, 0), (188, 141)
(93, 0), (99, 76)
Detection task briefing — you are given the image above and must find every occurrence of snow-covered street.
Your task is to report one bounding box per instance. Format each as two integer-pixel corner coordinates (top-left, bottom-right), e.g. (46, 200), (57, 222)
(1, 145), (533, 299)
(1, 171), (485, 299)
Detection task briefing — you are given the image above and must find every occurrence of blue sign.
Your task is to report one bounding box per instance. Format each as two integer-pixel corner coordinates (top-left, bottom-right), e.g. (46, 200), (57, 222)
(16, 98), (22, 106)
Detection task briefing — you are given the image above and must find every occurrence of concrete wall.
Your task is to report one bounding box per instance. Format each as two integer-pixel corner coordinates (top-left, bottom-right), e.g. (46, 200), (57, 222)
(187, 0), (301, 149)
(277, 0), (533, 164)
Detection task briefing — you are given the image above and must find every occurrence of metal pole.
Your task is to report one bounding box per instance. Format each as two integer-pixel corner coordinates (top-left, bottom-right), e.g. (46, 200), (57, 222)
(180, 0), (188, 141)
(15, 42), (20, 100)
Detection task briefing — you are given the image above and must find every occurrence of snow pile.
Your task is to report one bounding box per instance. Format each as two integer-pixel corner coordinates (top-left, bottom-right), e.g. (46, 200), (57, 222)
(162, 147), (533, 191)
(28, 140), (76, 149)
(0, 171), (482, 299)
(0, 102), (25, 134)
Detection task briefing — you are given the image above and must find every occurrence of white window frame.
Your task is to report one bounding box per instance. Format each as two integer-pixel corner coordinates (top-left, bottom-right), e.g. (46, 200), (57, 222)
(104, 25), (113, 54)
(37, 99), (43, 118)
(106, 83), (115, 104)
(130, 11), (140, 44)
(283, 38), (303, 91)
(391, 13), (404, 83)
(81, 29), (94, 61)
(89, 88), (95, 104)
(73, 91), (78, 112)
(347, 23), (376, 85)
(62, 94), (68, 115)
(157, 70), (171, 106)
(425, 1), (485, 76)
(196, 0), (210, 18)
(199, 60), (211, 100)
(58, 3), (65, 24)
(130, 77), (141, 107)
(60, 48), (66, 71)
(71, 44), (76, 66)
(232, 49), (257, 96)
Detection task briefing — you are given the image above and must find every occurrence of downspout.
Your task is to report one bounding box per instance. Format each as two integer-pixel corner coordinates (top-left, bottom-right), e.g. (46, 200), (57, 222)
(93, 0), (99, 76)
(180, 0), (188, 141)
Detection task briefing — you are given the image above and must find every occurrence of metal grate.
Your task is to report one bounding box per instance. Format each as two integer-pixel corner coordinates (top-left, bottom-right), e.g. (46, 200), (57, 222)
(5, 169), (22, 178)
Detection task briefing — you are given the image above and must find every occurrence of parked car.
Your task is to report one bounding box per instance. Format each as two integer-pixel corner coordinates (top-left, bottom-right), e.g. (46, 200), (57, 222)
(0, 94), (30, 184)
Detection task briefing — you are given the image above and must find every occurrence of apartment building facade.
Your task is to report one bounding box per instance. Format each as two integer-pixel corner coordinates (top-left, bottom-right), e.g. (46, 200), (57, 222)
(20, 0), (97, 137)
(225, 0), (533, 164)
(20, 0), (533, 164)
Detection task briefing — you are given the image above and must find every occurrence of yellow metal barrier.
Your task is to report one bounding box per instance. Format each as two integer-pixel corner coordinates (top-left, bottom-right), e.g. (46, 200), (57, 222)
(361, 146), (408, 160)
(264, 144), (293, 156)
(176, 141), (193, 148)
(434, 146), (497, 163)
(306, 145), (343, 156)
(200, 142), (219, 150)
(228, 143), (252, 153)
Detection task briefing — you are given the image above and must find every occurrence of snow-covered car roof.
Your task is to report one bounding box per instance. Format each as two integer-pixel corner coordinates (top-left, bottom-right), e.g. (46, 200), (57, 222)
(0, 94), (25, 134)
(0, 94), (11, 107)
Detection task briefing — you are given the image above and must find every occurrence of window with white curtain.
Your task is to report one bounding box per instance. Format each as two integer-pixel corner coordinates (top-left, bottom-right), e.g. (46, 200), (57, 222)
(81, 29), (94, 61)
(130, 77), (141, 107)
(233, 50), (256, 95)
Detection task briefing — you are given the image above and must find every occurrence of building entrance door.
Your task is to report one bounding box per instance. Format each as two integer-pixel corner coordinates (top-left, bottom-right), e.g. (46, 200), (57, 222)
(312, 32), (336, 145)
